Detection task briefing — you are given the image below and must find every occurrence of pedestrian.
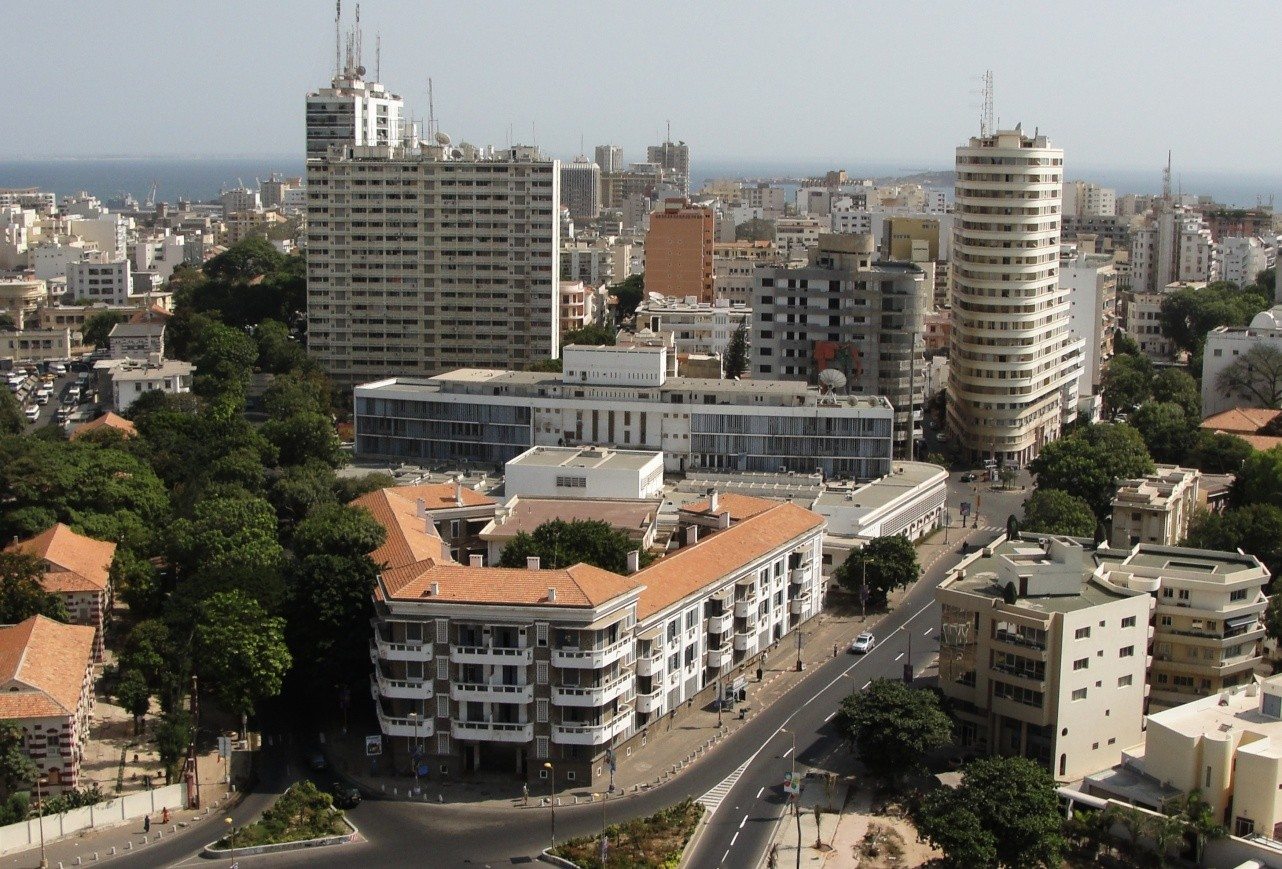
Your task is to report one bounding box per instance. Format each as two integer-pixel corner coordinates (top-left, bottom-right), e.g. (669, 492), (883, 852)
(162, 806), (169, 824)
(833, 643), (838, 658)
(143, 814), (151, 833)
(522, 783), (529, 806)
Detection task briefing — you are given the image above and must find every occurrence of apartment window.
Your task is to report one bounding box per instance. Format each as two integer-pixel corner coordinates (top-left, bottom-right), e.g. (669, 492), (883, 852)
(536, 662), (548, 684)
(1234, 817), (1255, 837)
(539, 767), (549, 779)
(536, 622), (548, 646)
(1121, 616), (1136, 628)
(437, 695), (449, 718)
(1071, 688), (1088, 701)
(1178, 589), (1190, 601)
(1074, 627), (1090, 640)
(1161, 587), (1173, 598)
(438, 733), (450, 754)
(1118, 675), (1133, 687)
(1230, 589), (1248, 602)
(435, 619), (449, 644)
(536, 700), (548, 723)
(1159, 616), (1172, 626)
(536, 736), (549, 759)
(436, 658), (448, 680)
(1073, 658), (1089, 671)
(1119, 645), (1135, 657)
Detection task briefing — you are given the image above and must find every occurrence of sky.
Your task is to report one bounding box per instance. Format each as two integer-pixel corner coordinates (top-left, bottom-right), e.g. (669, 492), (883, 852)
(7, 1), (1281, 179)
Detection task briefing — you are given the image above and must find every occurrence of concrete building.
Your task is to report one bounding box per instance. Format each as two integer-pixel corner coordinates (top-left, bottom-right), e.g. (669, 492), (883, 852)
(66, 257), (132, 305)
(594, 145), (623, 176)
(478, 496), (662, 565)
(66, 215), (128, 261)
(646, 140), (690, 195)
(1060, 250), (1118, 398)
(0, 278), (48, 329)
(363, 482), (822, 786)
(7, 524), (115, 662)
(305, 50), (402, 158)
(1062, 181), (1117, 218)
(1119, 281), (1197, 362)
(937, 535), (1153, 781)
(0, 328), (73, 364)
(306, 140), (560, 383)
(949, 127), (1084, 465)
(713, 240), (778, 307)
(1110, 465), (1200, 548)
(31, 240), (92, 281)
(503, 445), (665, 500)
(633, 296), (750, 356)
(107, 322), (165, 360)
(1220, 236), (1275, 287)
(354, 344), (895, 479)
(1129, 205), (1219, 294)
(0, 616), (96, 793)
(560, 158), (602, 221)
(882, 217), (941, 262)
(774, 218), (827, 258)
(1202, 305), (1282, 416)
(645, 201), (714, 301)
(751, 234), (929, 454)
(103, 358), (194, 411)
(562, 239), (631, 287)
(740, 183), (786, 216)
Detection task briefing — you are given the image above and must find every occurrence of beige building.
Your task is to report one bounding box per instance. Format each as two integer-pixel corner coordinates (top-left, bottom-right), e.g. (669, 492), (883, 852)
(0, 277), (48, 329)
(645, 201), (714, 301)
(712, 240), (778, 307)
(0, 328), (74, 363)
(938, 535), (1153, 781)
(1110, 465), (1200, 548)
(882, 216), (940, 262)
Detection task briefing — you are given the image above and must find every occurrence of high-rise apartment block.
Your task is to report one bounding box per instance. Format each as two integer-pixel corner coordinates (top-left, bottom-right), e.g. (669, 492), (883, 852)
(560, 158), (602, 221)
(647, 140), (690, 195)
(948, 127), (1083, 464)
(645, 201), (714, 301)
(1059, 250), (1117, 400)
(1220, 236), (1275, 287)
(305, 56), (403, 158)
(1062, 181), (1116, 218)
(1128, 205), (1218, 293)
(751, 234), (930, 453)
(594, 145), (623, 176)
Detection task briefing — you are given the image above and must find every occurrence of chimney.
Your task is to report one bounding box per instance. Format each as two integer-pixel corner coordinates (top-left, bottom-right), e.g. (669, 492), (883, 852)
(547, 586), (557, 602)
(707, 487), (718, 514)
(627, 550), (640, 574)
(685, 525), (698, 546)
(527, 556), (541, 571)
(415, 498), (428, 518)
(429, 582), (440, 596)
(469, 554), (483, 567)
(718, 511), (731, 529)
(454, 481), (464, 507)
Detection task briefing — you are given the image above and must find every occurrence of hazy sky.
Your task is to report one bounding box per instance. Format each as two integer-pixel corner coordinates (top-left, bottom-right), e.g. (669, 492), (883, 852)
(8, 1), (1280, 176)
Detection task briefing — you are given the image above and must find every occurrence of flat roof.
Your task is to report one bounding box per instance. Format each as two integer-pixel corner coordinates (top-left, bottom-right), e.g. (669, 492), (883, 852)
(508, 445), (661, 472)
(107, 323), (164, 337)
(949, 537), (1131, 614)
(485, 497), (661, 540)
(1146, 678), (1282, 758)
(814, 462), (946, 512)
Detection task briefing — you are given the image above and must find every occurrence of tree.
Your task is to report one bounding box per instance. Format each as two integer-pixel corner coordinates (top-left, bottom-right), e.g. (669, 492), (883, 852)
(1266, 595), (1282, 644)
(0, 390), (21, 437)
(81, 310), (127, 348)
(724, 321), (749, 379)
(261, 412), (342, 468)
(287, 552), (381, 698)
(1151, 368), (1201, 421)
(1028, 423), (1155, 518)
(1160, 281), (1270, 354)
(254, 319), (306, 374)
(194, 591), (291, 731)
(268, 462), (339, 531)
(111, 548), (163, 618)
(191, 321), (257, 399)
(497, 519), (652, 574)
(610, 274), (644, 320)
(1022, 489), (1097, 537)
(562, 324), (616, 347)
(154, 709), (191, 784)
(736, 218), (776, 242)
(917, 756), (1064, 869)
(1215, 343), (1282, 409)
(262, 371), (330, 420)
(1131, 401), (1197, 464)
(1101, 354), (1152, 418)
(0, 314), (15, 331)
(332, 472), (395, 504)
(1113, 330), (1142, 357)
(114, 669), (151, 735)
(1185, 430), (1253, 474)
(1231, 445), (1282, 509)
(118, 620), (174, 699)
(0, 553), (69, 624)
(168, 494), (286, 609)
(0, 723), (36, 796)
(202, 235), (287, 283)
(833, 680), (951, 783)
(291, 503), (386, 560)
(1184, 504), (1282, 581)
(1162, 788), (1226, 865)
(833, 535), (919, 608)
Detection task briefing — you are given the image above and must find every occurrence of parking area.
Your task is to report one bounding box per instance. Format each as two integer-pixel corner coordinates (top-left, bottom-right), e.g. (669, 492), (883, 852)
(6, 359), (102, 433)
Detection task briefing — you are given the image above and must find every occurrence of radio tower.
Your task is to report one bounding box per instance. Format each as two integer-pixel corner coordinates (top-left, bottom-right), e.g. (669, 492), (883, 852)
(980, 70), (995, 137)
(1162, 150), (1172, 201)
(334, 0), (342, 77)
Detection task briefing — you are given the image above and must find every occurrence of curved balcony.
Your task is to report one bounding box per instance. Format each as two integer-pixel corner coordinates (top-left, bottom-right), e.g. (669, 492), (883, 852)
(376, 705), (434, 739)
(733, 630), (757, 652)
(373, 635), (433, 662)
(553, 674), (632, 707)
(450, 720), (533, 743)
(552, 638), (630, 669)
(552, 708), (632, 746)
(705, 646), (733, 670)
(450, 682), (534, 704)
(636, 687), (662, 714)
(734, 598), (758, 619)
(370, 671), (434, 700)
(449, 645), (533, 666)
(635, 650), (662, 677)
(789, 593), (813, 615)
(707, 611), (733, 635)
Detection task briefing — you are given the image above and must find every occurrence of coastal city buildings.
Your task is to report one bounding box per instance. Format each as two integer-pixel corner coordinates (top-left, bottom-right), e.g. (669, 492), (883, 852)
(948, 127), (1084, 464)
(1109, 465), (1200, 549)
(1201, 305), (1282, 416)
(644, 201), (714, 301)
(646, 139), (690, 196)
(1059, 250), (1118, 403)
(633, 296), (750, 357)
(560, 158), (602, 221)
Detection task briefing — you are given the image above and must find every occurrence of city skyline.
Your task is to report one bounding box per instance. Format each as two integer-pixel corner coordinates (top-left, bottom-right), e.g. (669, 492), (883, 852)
(6, 1), (1281, 179)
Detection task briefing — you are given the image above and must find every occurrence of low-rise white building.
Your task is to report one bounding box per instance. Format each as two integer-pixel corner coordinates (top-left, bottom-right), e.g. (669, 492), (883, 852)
(0, 328), (73, 363)
(102, 358), (194, 411)
(66, 257), (132, 305)
(503, 446), (664, 500)
(633, 296), (750, 356)
(1110, 465), (1200, 548)
(1202, 305), (1282, 416)
(107, 322), (165, 360)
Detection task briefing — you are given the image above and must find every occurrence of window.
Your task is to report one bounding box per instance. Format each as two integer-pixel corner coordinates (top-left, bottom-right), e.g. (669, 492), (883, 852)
(436, 658), (448, 680)
(437, 695), (449, 718)
(536, 622), (548, 646)
(1073, 658), (1089, 671)
(1118, 675), (1133, 687)
(1234, 817), (1255, 837)
(438, 733), (450, 754)
(435, 618), (449, 644)
(1072, 688), (1088, 701)
(539, 767), (549, 779)
(536, 662), (548, 684)
(536, 700), (548, 723)
(1119, 645), (1135, 657)
(1159, 615), (1172, 626)
(536, 736), (549, 759)
(1230, 588), (1248, 602)
(566, 771), (576, 781)
(1121, 616), (1136, 628)
(1074, 627), (1090, 640)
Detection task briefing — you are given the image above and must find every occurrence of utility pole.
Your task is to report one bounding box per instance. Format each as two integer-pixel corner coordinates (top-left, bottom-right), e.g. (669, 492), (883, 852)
(189, 675), (201, 808)
(795, 627), (804, 672)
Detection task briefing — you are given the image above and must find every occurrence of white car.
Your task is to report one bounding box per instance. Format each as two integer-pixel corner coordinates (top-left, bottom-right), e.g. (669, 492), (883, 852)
(24, 405), (39, 422)
(849, 633), (875, 654)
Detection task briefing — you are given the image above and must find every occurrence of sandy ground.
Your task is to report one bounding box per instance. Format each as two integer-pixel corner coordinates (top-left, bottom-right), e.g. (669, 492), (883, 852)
(827, 784), (941, 868)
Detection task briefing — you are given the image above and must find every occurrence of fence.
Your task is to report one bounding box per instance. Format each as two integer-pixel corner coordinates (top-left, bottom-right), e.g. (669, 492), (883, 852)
(0, 783), (185, 854)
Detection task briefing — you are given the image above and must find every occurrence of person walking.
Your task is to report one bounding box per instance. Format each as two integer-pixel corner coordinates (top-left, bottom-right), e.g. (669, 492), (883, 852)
(143, 815), (151, 833)
(161, 806), (170, 825)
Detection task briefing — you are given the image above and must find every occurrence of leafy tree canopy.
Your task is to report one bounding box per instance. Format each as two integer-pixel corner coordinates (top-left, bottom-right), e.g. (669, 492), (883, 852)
(1231, 445), (1282, 509)
(834, 534), (920, 607)
(81, 310), (127, 348)
(497, 519), (652, 574)
(291, 503), (386, 560)
(1130, 401), (1198, 465)
(1028, 423), (1155, 518)
(1021, 489), (1098, 538)
(194, 590), (291, 721)
(1184, 504), (1282, 581)
(1150, 368), (1201, 421)
(168, 494), (285, 609)
(0, 722), (37, 795)
(261, 411), (342, 469)
(1185, 430), (1253, 474)
(562, 325), (616, 347)
(735, 218), (776, 242)
(1101, 354), (1152, 418)
(1160, 281), (1270, 354)
(0, 390), (21, 437)
(610, 274), (645, 319)
(0, 553), (69, 624)
(833, 679), (951, 782)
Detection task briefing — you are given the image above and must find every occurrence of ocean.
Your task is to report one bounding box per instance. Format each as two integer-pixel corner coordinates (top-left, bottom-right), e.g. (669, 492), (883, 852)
(0, 156), (1278, 210)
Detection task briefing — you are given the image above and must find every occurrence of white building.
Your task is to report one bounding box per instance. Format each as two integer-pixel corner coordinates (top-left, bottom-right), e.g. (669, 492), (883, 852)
(503, 446), (664, 501)
(948, 127), (1084, 465)
(66, 257), (132, 305)
(1110, 465), (1200, 548)
(1220, 236), (1275, 287)
(66, 215), (128, 262)
(0, 328), (73, 364)
(774, 217), (827, 257)
(1129, 205), (1218, 293)
(31, 241), (92, 281)
(1202, 305), (1282, 416)
(132, 234), (186, 282)
(104, 358), (193, 411)
(1060, 250), (1118, 399)
(633, 296), (750, 356)
(107, 322), (165, 360)
(1062, 181), (1117, 218)
(594, 145), (623, 175)
(304, 45), (403, 158)
(560, 159), (602, 221)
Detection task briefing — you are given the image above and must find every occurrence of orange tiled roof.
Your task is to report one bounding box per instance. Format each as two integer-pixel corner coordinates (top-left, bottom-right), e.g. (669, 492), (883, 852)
(127, 304), (173, 324)
(1200, 407), (1282, 435)
(349, 489), (448, 571)
(680, 493), (778, 521)
(634, 502), (825, 620)
(1234, 434), (1282, 451)
(0, 616), (94, 719)
(70, 412), (137, 441)
(6, 524), (115, 594)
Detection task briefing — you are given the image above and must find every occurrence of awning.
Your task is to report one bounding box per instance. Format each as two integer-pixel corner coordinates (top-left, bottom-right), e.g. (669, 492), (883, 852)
(1225, 614), (1259, 630)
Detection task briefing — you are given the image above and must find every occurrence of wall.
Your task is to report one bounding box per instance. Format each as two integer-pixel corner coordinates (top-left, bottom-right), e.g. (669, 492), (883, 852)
(0, 783), (185, 854)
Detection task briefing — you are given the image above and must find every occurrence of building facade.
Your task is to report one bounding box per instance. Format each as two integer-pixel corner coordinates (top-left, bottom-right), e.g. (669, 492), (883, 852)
(1110, 466), (1200, 549)
(6, 525), (115, 662)
(948, 128), (1084, 464)
(560, 159), (602, 221)
(645, 201), (714, 301)
(1060, 251), (1118, 398)
(66, 258), (132, 306)
(633, 296), (750, 357)
(503, 445), (665, 500)
(1202, 306), (1282, 417)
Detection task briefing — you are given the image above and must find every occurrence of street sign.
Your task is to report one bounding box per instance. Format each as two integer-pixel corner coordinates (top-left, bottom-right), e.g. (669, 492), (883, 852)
(217, 736), (231, 759)
(365, 735), (383, 756)
(959, 501), (972, 517)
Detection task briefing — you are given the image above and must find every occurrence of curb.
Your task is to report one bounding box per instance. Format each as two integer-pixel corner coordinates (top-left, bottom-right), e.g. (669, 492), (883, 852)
(200, 816), (359, 858)
(538, 849), (580, 868)
(678, 805), (713, 869)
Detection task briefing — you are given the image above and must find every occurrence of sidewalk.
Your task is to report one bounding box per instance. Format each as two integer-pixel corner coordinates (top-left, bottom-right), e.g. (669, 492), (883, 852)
(327, 523), (990, 810)
(761, 773), (851, 869)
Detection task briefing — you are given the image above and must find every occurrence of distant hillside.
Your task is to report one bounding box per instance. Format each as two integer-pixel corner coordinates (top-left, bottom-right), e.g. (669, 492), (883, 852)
(873, 170), (954, 188)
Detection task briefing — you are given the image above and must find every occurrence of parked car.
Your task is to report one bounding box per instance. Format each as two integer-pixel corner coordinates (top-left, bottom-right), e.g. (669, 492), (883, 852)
(319, 778), (362, 808)
(960, 472), (976, 483)
(849, 632), (876, 654)
(24, 405), (39, 422)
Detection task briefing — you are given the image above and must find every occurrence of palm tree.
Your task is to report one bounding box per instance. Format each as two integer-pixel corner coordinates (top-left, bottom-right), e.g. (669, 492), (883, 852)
(1149, 814), (1185, 867)
(1164, 789), (1226, 865)
(1102, 802), (1151, 864)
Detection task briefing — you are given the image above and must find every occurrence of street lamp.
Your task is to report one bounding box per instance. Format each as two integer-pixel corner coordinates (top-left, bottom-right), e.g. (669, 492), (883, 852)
(780, 729), (801, 869)
(543, 762), (556, 850)
(407, 712), (420, 784)
(224, 817), (234, 860)
(35, 776), (47, 869)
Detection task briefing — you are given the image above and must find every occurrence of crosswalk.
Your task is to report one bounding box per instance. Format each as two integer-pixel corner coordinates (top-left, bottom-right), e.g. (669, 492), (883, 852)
(698, 756), (754, 815)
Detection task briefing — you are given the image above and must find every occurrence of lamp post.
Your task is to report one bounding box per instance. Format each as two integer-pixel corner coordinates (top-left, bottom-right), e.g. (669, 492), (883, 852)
(35, 777), (47, 869)
(716, 675), (723, 728)
(407, 711), (420, 785)
(543, 762), (556, 850)
(794, 627), (804, 672)
(780, 728), (800, 869)
(224, 817), (234, 860)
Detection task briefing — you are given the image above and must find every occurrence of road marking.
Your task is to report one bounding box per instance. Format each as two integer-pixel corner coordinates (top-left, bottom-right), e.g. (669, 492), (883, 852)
(740, 814), (748, 830)
(894, 652), (904, 661)
(923, 628), (932, 636)
(723, 848), (731, 863)
(823, 711), (835, 722)
(781, 747), (792, 758)
(730, 831), (739, 847)
(698, 755), (754, 814)
(861, 680), (871, 690)
(756, 786), (765, 799)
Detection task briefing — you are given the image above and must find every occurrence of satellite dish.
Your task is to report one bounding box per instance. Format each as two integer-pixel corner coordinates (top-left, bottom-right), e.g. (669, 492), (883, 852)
(818, 368), (847, 392)
(435, 131), (451, 146)
(357, 65), (367, 76)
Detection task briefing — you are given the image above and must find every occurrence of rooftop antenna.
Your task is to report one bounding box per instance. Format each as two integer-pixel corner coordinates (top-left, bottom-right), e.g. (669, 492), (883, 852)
(980, 70), (994, 137)
(334, 0), (342, 78)
(375, 32), (380, 82)
(666, 119), (671, 143)
(1162, 151), (1172, 201)
(427, 78), (435, 139)
(355, 3), (362, 72)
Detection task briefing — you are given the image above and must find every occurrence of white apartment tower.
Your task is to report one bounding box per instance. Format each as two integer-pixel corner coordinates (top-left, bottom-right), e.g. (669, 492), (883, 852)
(560, 158), (602, 220)
(594, 145), (623, 175)
(304, 23), (403, 158)
(948, 127), (1084, 465)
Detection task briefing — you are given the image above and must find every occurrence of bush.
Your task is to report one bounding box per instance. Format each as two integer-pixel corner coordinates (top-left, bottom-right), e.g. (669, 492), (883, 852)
(550, 797), (704, 868)
(215, 781), (347, 849)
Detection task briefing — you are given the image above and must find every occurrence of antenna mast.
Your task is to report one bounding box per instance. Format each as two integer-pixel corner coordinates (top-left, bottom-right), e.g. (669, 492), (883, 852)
(355, 4), (362, 71)
(980, 70), (994, 137)
(375, 33), (381, 81)
(334, 0), (342, 77)
(427, 78), (435, 139)
(1162, 151), (1172, 201)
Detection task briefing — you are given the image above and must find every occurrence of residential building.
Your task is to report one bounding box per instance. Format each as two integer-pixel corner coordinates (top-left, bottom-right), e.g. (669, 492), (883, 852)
(645, 201), (714, 301)
(739, 184), (786, 216)
(103, 358), (194, 411)
(1062, 214), (1133, 255)
(1060, 251), (1118, 398)
(751, 234), (929, 454)
(558, 281), (592, 336)
(646, 140), (690, 195)
(66, 257), (132, 306)
(1129, 205), (1219, 294)
(36, 301), (167, 335)
(0, 616), (96, 792)
(305, 48), (403, 158)
(562, 239), (631, 287)
(0, 328), (73, 364)
(633, 296), (749, 357)
(131, 234), (186, 282)
(937, 535), (1153, 781)
(0, 278), (49, 329)
(1110, 465), (1200, 548)
(774, 218), (827, 259)
(594, 145), (623, 176)
(560, 159), (602, 221)
(1202, 305), (1282, 416)
(882, 217), (941, 262)
(69, 412), (137, 442)
(923, 309), (951, 352)
(31, 240), (92, 281)
(1119, 281), (1196, 362)
(503, 445), (664, 500)
(1062, 181), (1117, 218)
(713, 240), (777, 307)
(66, 214), (128, 261)
(1220, 236), (1275, 287)
(306, 140), (560, 383)
(478, 496), (662, 564)
(7, 524), (115, 662)
(354, 344), (895, 479)
(107, 322), (165, 360)
(1199, 407), (1282, 453)
(948, 127), (1084, 465)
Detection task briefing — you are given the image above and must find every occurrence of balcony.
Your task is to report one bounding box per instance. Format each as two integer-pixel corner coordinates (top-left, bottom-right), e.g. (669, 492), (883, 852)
(708, 611), (733, 635)
(789, 593), (812, 615)
(449, 645), (533, 666)
(705, 646), (733, 670)
(552, 638), (630, 669)
(734, 598), (758, 619)
(376, 705), (435, 739)
(635, 649), (662, 677)
(552, 708), (633, 746)
(451, 720), (533, 743)
(450, 682), (534, 704)
(790, 567), (809, 585)
(553, 674), (632, 707)
(733, 630), (757, 652)
(373, 635), (433, 662)
(370, 672), (434, 700)
(636, 687), (662, 714)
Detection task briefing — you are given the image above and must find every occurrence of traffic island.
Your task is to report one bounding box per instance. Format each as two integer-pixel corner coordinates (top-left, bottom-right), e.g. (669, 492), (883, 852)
(545, 797), (703, 868)
(201, 781), (358, 858)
